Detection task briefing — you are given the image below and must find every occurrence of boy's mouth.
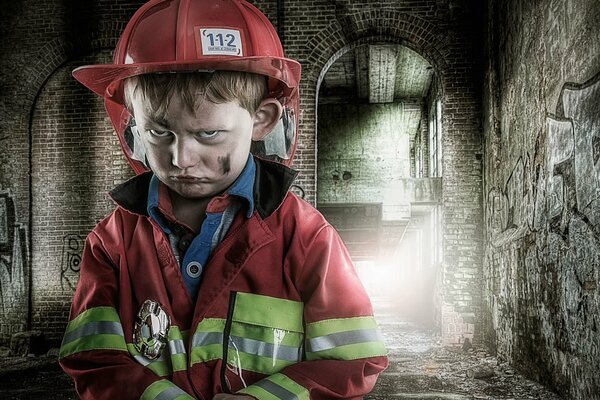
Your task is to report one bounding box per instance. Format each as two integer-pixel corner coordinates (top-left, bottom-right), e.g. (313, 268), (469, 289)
(171, 175), (210, 183)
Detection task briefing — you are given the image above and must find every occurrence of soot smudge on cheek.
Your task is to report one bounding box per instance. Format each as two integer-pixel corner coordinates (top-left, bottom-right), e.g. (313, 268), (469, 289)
(218, 154), (231, 175)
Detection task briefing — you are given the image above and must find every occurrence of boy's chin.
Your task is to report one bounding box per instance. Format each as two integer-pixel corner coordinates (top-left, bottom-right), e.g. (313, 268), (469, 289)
(168, 183), (223, 201)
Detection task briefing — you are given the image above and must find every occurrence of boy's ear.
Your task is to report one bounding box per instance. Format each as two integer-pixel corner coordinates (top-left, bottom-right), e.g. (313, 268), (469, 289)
(252, 98), (283, 141)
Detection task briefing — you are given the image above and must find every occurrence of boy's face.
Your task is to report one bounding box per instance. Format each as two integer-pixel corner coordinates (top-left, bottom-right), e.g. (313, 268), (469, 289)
(131, 94), (255, 200)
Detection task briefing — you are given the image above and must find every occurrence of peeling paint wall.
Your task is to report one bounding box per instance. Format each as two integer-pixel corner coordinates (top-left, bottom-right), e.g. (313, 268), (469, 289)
(483, 0), (600, 397)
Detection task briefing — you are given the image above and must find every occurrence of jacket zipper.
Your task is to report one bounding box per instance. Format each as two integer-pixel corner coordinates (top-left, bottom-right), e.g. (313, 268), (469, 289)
(220, 290), (237, 393)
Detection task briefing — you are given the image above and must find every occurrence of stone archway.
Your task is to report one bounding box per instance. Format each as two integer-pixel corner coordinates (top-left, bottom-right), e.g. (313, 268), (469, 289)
(299, 8), (483, 347)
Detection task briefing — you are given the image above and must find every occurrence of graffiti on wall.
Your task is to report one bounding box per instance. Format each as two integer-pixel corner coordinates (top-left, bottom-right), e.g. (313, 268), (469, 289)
(485, 72), (600, 393)
(487, 72), (600, 243)
(0, 192), (28, 326)
(61, 234), (85, 291)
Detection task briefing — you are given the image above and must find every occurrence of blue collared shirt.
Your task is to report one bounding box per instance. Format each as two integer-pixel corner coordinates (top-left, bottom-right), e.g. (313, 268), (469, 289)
(147, 155), (256, 299)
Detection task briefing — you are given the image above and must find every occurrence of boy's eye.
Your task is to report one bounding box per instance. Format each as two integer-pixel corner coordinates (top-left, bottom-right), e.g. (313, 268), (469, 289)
(148, 129), (172, 138)
(196, 130), (220, 139)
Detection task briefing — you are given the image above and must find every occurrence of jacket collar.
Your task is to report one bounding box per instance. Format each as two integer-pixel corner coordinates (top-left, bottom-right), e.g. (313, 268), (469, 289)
(109, 156), (298, 219)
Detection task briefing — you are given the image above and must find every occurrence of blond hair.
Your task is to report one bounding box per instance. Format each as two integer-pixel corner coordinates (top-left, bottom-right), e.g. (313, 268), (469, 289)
(123, 71), (268, 120)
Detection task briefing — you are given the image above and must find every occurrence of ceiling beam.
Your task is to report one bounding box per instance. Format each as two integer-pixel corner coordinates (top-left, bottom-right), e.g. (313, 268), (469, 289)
(355, 45), (369, 101)
(368, 45), (398, 103)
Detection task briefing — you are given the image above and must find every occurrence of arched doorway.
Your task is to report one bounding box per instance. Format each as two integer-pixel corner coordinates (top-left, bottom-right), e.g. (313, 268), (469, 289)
(315, 42), (443, 329)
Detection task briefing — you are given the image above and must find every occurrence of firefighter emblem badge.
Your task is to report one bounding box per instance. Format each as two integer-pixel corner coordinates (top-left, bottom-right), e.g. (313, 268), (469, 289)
(133, 300), (171, 360)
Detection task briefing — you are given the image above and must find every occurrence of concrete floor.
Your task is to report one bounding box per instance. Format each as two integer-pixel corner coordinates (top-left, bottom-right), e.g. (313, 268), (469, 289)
(0, 297), (563, 400)
(367, 295), (564, 400)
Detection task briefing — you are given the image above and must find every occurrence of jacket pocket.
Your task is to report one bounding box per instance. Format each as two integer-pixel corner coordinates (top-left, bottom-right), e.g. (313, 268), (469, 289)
(222, 292), (304, 390)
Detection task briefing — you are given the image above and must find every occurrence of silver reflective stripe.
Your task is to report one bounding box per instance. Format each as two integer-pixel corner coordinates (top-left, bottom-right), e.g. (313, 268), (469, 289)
(133, 354), (152, 367)
(307, 329), (383, 352)
(255, 380), (299, 400)
(169, 339), (186, 355)
(62, 321), (124, 346)
(229, 336), (301, 362)
(155, 386), (190, 400)
(192, 331), (223, 347)
(133, 351), (167, 366)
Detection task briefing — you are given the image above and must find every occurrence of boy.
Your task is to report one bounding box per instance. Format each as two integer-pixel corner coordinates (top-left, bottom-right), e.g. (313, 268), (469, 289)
(59, 1), (388, 399)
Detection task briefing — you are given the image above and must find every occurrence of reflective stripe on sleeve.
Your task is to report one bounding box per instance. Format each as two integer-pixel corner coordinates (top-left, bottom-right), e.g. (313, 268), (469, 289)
(59, 307), (127, 358)
(167, 327), (188, 373)
(238, 373), (309, 400)
(128, 326), (188, 376)
(140, 379), (195, 400)
(128, 344), (171, 376)
(190, 318), (226, 366)
(305, 316), (387, 361)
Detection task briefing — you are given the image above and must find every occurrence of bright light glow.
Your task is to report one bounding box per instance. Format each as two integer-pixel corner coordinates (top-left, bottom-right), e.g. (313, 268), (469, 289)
(355, 214), (441, 328)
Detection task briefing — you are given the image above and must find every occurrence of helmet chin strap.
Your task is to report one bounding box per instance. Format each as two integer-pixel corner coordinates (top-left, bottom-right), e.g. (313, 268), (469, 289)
(128, 122), (148, 166)
(262, 108), (295, 161)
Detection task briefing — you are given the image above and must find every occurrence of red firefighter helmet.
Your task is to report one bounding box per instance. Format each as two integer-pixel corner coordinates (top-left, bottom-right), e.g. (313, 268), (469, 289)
(73, 0), (301, 174)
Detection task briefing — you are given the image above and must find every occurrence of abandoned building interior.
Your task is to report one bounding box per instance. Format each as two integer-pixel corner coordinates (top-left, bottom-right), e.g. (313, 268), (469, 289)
(0, 0), (599, 398)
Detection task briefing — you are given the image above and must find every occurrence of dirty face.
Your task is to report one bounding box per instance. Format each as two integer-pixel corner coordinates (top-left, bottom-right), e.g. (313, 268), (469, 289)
(130, 95), (255, 200)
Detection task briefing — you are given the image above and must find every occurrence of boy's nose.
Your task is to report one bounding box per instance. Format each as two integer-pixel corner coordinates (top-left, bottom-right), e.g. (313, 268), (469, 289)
(171, 137), (200, 169)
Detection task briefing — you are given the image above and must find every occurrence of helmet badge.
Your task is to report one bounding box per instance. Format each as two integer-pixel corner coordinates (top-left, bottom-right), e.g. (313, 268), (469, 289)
(133, 300), (171, 360)
(198, 28), (244, 57)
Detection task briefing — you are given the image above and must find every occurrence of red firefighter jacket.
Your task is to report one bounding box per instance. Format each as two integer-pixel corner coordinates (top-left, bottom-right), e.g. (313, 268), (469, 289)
(59, 158), (388, 399)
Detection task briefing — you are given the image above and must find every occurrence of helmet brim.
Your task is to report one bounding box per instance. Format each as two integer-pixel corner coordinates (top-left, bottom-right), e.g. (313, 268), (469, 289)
(73, 56), (301, 100)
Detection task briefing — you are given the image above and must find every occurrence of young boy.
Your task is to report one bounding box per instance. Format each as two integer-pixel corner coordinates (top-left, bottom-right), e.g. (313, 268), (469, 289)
(59, 1), (388, 399)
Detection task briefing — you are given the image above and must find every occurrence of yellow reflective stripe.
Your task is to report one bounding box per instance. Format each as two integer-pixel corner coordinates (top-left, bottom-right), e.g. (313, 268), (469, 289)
(167, 327), (188, 372)
(228, 349), (297, 375)
(128, 344), (171, 376)
(127, 326), (188, 376)
(194, 318), (226, 333)
(226, 293), (304, 374)
(306, 340), (387, 361)
(140, 379), (195, 400)
(305, 316), (386, 361)
(306, 316), (379, 337)
(59, 307), (127, 358)
(64, 307), (121, 332)
(238, 373), (309, 400)
(190, 318), (226, 366)
(233, 293), (304, 332)
(228, 334), (302, 362)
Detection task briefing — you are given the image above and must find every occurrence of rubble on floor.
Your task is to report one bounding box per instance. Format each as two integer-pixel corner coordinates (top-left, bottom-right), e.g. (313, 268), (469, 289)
(368, 297), (564, 400)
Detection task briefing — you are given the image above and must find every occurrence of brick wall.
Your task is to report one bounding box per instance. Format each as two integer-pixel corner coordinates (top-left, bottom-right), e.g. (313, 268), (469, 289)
(482, 0), (600, 397)
(30, 55), (132, 342)
(0, 0), (143, 345)
(0, 0), (484, 352)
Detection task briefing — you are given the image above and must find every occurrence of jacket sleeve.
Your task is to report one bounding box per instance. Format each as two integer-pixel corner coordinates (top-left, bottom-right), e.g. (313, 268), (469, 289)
(238, 223), (388, 399)
(59, 230), (195, 400)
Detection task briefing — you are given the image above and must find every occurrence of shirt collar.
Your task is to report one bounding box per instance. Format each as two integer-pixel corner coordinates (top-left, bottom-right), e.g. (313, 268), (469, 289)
(147, 174), (172, 233)
(228, 154), (256, 218)
(146, 154), (256, 226)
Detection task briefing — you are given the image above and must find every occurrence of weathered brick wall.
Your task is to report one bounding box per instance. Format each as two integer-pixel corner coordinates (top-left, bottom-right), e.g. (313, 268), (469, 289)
(0, 0), (484, 351)
(0, 0), (142, 344)
(482, 0), (600, 397)
(30, 55), (132, 342)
